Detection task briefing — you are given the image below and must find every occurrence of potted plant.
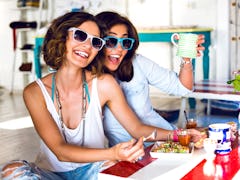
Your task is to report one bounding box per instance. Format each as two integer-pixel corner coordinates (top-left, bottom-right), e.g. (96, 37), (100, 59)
(227, 70), (240, 92)
(227, 70), (240, 134)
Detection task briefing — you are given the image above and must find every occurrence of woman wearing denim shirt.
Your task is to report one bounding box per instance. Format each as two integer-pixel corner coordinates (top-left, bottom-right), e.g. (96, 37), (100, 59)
(96, 11), (205, 147)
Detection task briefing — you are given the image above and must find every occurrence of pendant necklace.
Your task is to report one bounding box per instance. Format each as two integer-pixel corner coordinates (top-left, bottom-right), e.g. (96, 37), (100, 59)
(55, 70), (87, 145)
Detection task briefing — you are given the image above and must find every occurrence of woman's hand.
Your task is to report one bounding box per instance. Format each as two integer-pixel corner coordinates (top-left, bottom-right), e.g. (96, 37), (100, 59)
(187, 128), (204, 143)
(196, 34), (205, 57)
(112, 137), (145, 163)
(182, 34), (205, 62)
(189, 129), (208, 149)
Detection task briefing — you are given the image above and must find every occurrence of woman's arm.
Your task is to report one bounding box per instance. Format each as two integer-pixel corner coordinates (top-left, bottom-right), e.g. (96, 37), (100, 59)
(99, 75), (180, 140)
(23, 81), (144, 163)
(99, 75), (202, 142)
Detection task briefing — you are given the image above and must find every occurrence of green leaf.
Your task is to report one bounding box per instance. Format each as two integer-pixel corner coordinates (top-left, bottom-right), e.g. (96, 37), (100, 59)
(232, 80), (240, 91)
(235, 74), (240, 80)
(227, 79), (234, 84)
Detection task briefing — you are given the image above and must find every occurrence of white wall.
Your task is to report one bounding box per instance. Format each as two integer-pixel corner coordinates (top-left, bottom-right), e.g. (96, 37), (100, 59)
(0, 0), (19, 89)
(103, 0), (229, 82)
(215, 0), (230, 81)
(0, 0), (230, 91)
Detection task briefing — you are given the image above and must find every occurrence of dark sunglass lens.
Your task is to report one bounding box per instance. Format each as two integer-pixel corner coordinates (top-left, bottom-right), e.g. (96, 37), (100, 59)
(122, 39), (133, 49)
(106, 37), (118, 48)
(92, 38), (103, 49)
(74, 30), (87, 42)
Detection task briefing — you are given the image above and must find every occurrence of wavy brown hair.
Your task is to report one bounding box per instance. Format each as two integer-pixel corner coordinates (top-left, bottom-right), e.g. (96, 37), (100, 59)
(96, 11), (139, 81)
(42, 11), (104, 76)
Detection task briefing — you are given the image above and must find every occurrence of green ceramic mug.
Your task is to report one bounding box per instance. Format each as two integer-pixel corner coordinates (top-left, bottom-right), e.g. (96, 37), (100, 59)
(171, 33), (198, 58)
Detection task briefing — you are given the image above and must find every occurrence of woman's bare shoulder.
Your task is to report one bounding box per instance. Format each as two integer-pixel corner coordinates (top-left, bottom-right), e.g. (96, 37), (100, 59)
(23, 81), (39, 96)
(96, 74), (123, 103)
(23, 74), (52, 100)
(97, 74), (119, 88)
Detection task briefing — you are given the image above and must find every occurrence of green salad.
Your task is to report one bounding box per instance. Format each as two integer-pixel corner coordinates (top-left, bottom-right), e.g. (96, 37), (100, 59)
(152, 142), (189, 153)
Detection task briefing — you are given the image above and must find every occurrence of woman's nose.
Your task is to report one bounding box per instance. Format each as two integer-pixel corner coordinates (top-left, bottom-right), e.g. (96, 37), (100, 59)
(115, 42), (123, 51)
(83, 38), (92, 49)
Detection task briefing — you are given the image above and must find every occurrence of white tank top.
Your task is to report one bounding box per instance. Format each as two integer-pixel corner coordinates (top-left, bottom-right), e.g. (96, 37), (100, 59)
(35, 77), (105, 172)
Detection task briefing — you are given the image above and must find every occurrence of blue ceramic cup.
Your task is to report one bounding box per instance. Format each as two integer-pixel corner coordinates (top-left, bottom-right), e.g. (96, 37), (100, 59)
(208, 123), (231, 155)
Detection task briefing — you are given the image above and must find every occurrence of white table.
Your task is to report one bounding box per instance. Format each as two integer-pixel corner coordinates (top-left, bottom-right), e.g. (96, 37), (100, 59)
(98, 145), (206, 180)
(99, 141), (240, 179)
(99, 80), (240, 179)
(177, 80), (240, 128)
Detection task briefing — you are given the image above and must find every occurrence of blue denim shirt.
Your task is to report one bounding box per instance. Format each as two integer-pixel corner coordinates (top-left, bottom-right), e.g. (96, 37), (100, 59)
(103, 54), (192, 147)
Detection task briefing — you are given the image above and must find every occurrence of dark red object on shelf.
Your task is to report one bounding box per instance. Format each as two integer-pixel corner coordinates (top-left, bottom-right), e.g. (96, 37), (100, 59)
(19, 63), (32, 72)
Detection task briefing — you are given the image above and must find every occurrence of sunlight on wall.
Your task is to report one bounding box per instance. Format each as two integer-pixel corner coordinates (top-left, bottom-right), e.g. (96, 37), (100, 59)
(0, 116), (33, 130)
(128, 0), (171, 28)
(137, 43), (172, 68)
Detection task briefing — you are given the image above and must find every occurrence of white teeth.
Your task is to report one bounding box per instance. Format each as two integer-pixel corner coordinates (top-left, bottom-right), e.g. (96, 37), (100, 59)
(110, 54), (120, 58)
(75, 51), (89, 58)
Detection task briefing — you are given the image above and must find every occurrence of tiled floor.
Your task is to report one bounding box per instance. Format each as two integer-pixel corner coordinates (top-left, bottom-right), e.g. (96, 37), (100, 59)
(0, 86), (238, 166)
(0, 88), (39, 165)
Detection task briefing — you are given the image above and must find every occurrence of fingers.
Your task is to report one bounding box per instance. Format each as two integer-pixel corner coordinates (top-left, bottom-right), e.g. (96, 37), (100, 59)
(121, 138), (137, 150)
(188, 128), (201, 136)
(197, 36), (205, 47)
(116, 137), (145, 163)
(197, 50), (204, 57)
(197, 45), (205, 51)
(196, 35), (205, 57)
(196, 44), (204, 57)
(197, 34), (205, 42)
(128, 137), (145, 163)
(187, 129), (202, 143)
(173, 34), (179, 40)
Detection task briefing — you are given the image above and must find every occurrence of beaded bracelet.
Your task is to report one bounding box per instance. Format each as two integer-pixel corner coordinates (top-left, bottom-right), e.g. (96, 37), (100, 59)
(180, 59), (192, 68)
(172, 129), (179, 142)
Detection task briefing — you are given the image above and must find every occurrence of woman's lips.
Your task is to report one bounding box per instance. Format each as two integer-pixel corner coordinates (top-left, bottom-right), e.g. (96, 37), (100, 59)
(109, 54), (120, 64)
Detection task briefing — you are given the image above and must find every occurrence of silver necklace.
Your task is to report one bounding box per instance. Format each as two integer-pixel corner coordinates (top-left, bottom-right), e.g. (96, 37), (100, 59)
(55, 70), (87, 145)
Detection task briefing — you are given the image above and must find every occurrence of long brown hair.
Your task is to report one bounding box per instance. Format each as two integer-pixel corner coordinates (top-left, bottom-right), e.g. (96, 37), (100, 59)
(42, 11), (104, 76)
(96, 11), (139, 81)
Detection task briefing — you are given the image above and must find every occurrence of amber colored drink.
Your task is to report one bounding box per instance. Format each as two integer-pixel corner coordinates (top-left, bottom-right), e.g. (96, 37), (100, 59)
(186, 118), (197, 129)
(178, 134), (191, 146)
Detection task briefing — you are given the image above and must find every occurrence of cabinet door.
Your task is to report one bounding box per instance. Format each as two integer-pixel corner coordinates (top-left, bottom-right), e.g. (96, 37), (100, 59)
(237, 0), (240, 70)
(230, 0), (239, 77)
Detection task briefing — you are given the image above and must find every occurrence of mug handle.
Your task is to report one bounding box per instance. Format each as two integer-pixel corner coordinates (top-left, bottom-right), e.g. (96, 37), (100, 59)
(171, 33), (179, 47)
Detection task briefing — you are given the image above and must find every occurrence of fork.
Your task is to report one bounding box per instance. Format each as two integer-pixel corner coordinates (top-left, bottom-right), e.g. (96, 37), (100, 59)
(136, 129), (157, 161)
(133, 129), (157, 146)
(143, 129), (157, 142)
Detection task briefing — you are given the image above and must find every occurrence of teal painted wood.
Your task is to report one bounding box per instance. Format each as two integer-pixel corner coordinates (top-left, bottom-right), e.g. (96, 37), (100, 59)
(138, 30), (211, 80)
(34, 37), (44, 78)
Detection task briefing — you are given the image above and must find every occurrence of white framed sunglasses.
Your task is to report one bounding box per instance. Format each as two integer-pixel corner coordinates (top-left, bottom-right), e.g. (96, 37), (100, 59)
(104, 36), (135, 50)
(68, 27), (105, 51)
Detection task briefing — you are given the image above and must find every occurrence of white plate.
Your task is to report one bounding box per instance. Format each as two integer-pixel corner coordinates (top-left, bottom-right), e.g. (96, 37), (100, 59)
(150, 141), (194, 161)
